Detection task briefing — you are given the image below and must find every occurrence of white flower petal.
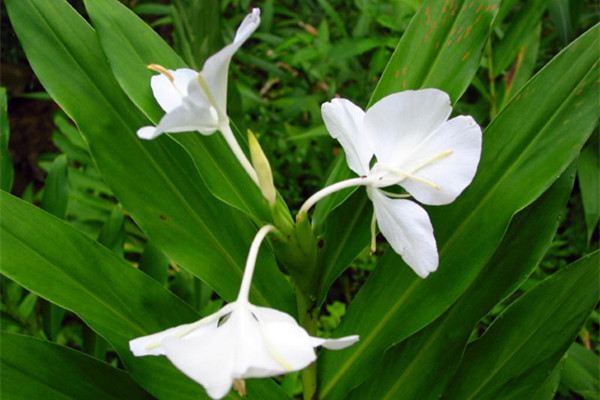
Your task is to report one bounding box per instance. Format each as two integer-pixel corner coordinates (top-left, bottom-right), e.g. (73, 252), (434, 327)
(370, 188), (438, 277)
(136, 126), (161, 140)
(310, 335), (360, 350)
(129, 304), (233, 357)
(255, 320), (317, 374)
(321, 98), (372, 175)
(150, 68), (198, 112)
(129, 322), (196, 356)
(228, 309), (285, 378)
(251, 306), (317, 374)
(250, 305), (300, 324)
(137, 104), (219, 140)
(365, 89), (452, 168)
(161, 324), (235, 399)
(399, 116), (482, 205)
(194, 8), (261, 113)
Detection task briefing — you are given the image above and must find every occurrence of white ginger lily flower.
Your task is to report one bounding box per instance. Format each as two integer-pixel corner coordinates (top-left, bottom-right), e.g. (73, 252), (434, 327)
(137, 8), (262, 183)
(129, 225), (359, 399)
(299, 89), (482, 278)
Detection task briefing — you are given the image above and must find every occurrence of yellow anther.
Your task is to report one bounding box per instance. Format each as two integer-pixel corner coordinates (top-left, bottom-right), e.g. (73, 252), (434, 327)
(147, 64), (174, 82)
(233, 380), (247, 397)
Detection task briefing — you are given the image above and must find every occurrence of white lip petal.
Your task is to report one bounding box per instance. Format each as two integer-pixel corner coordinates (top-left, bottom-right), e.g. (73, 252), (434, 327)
(129, 323), (193, 356)
(227, 309), (286, 378)
(147, 104), (219, 138)
(399, 115), (482, 205)
(370, 188), (438, 278)
(161, 324), (235, 400)
(321, 98), (372, 176)
(365, 89), (452, 168)
(196, 8), (261, 114)
(253, 320), (317, 375)
(129, 304), (234, 356)
(150, 68), (198, 113)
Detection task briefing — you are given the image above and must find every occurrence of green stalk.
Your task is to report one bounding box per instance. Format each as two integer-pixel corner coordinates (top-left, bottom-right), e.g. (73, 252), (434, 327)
(296, 285), (318, 400)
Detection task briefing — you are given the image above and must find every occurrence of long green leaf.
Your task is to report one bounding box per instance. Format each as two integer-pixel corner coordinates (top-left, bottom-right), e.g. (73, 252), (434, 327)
(578, 132), (600, 242)
(443, 251), (600, 399)
(0, 333), (150, 400)
(314, 0), (500, 302)
(347, 166), (575, 400)
(373, 0), (499, 104)
(492, 0), (550, 76)
(41, 154), (69, 219)
(0, 192), (289, 400)
(0, 87), (13, 192)
(531, 360), (564, 400)
(1, 191), (205, 399)
(171, 0), (222, 70)
(84, 0), (269, 223)
(318, 24), (600, 399)
(560, 343), (600, 399)
(5, 0), (294, 312)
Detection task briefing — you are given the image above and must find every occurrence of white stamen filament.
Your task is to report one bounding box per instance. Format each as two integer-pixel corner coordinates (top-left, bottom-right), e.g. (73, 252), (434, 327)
(412, 149), (454, 173)
(297, 176), (375, 220)
(236, 225), (277, 304)
(195, 74), (260, 184)
(147, 64), (185, 98)
(220, 123), (260, 184)
(197, 74), (225, 121)
(378, 165), (440, 190)
(370, 212), (377, 253)
(147, 64), (174, 81)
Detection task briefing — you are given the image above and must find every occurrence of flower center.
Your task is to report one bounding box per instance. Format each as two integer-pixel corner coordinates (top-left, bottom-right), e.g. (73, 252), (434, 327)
(370, 149), (454, 190)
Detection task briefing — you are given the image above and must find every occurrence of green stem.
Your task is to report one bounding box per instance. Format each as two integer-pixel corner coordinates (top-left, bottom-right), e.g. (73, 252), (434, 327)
(297, 286), (318, 400)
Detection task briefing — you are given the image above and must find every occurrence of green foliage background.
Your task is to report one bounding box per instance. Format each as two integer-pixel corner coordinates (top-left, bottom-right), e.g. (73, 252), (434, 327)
(0, 0), (598, 399)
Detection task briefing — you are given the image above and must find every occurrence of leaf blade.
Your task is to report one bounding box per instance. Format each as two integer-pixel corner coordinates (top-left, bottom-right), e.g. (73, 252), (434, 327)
(0, 333), (150, 400)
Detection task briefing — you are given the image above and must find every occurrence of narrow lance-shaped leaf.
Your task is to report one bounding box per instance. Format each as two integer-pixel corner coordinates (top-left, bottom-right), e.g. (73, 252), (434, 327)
(530, 360), (564, 400)
(500, 24), (541, 107)
(559, 343), (600, 399)
(577, 132), (600, 243)
(5, 0), (295, 313)
(443, 250), (600, 400)
(39, 154), (70, 340)
(0, 333), (151, 400)
(492, 0), (551, 76)
(347, 166), (575, 400)
(171, 0), (222, 70)
(0, 192), (290, 400)
(0, 87), (13, 192)
(319, 24), (600, 400)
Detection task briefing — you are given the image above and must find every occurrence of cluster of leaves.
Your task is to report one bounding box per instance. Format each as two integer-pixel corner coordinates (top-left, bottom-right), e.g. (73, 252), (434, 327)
(1, 0), (598, 399)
